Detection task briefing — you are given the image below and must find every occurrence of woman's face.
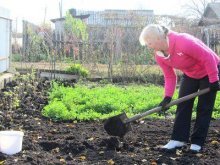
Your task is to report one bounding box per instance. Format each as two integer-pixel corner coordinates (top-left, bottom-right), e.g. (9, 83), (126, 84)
(144, 35), (167, 51)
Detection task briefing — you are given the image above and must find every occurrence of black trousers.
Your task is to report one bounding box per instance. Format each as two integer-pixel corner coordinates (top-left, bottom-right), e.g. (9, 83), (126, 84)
(171, 74), (218, 146)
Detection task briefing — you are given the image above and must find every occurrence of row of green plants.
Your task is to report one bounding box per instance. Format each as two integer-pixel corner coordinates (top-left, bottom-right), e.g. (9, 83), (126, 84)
(42, 82), (220, 121)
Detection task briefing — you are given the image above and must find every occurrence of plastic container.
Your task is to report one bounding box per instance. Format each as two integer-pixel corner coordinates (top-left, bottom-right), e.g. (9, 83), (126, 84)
(0, 131), (24, 155)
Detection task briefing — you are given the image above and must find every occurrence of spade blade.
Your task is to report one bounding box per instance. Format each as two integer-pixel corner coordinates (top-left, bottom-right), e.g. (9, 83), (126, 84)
(104, 113), (132, 138)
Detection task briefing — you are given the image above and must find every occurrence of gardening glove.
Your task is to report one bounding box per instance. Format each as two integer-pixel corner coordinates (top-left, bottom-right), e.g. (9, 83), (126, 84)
(158, 96), (172, 115)
(209, 81), (220, 92)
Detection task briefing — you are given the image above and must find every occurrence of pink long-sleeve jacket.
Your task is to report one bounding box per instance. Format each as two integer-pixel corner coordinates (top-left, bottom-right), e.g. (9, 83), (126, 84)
(155, 31), (220, 97)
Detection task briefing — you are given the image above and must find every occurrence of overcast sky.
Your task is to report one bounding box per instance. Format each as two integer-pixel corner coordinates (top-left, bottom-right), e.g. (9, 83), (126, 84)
(0, 0), (191, 24)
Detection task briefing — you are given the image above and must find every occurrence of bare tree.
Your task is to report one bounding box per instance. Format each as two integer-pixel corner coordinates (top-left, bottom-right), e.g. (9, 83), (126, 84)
(183, 0), (215, 20)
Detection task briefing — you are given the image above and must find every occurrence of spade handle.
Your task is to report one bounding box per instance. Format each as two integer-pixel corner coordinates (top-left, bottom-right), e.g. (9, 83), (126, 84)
(125, 88), (210, 123)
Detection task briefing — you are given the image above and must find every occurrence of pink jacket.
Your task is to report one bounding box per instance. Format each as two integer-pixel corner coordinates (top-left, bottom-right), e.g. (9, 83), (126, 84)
(156, 31), (220, 97)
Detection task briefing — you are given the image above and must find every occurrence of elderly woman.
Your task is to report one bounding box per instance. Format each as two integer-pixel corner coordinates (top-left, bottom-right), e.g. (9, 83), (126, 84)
(139, 24), (220, 153)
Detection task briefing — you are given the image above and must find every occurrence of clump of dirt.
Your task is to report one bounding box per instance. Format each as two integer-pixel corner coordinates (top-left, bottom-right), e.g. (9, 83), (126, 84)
(100, 137), (121, 150)
(0, 79), (219, 165)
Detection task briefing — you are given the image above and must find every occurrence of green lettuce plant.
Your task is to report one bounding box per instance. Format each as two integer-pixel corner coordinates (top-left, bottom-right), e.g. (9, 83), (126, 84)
(42, 82), (220, 121)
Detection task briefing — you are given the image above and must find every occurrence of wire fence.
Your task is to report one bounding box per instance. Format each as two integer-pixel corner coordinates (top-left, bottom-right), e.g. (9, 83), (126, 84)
(10, 17), (220, 83)
(11, 19), (159, 82)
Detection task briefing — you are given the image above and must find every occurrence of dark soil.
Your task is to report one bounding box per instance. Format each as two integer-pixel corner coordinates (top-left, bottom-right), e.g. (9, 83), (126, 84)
(0, 79), (219, 165)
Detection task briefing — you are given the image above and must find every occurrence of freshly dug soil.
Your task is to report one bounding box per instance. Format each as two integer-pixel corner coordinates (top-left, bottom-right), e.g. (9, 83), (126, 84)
(0, 80), (219, 165)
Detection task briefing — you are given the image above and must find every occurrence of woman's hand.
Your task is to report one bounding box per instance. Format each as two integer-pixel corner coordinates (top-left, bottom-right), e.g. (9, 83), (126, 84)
(159, 96), (172, 113)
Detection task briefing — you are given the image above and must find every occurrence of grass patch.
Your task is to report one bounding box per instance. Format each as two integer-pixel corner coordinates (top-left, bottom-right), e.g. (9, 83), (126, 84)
(42, 82), (220, 121)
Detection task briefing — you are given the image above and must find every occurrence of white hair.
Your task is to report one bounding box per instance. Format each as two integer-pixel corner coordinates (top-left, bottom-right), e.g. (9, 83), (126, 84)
(139, 24), (168, 46)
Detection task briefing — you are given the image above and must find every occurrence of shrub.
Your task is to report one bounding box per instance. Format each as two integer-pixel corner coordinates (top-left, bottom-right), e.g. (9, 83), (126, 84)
(12, 53), (22, 62)
(65, 64), (89, 77)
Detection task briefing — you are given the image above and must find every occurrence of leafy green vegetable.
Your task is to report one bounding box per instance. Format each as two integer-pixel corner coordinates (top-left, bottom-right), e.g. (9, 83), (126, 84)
(42, 82), (220, 121)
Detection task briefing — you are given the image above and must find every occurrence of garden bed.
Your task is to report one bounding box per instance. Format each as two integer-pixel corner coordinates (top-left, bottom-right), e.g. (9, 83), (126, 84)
(0, 79), (219, 165)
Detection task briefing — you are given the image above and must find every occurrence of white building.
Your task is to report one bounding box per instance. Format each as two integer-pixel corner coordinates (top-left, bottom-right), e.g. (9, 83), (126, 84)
(0, 6), (11, 72)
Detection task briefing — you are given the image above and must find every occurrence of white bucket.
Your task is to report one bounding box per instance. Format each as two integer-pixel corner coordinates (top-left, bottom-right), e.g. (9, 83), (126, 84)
(0, 131), (24, 155)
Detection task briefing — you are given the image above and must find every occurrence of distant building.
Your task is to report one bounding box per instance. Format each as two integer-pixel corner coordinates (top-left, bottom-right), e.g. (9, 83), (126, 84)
(51, 8), (154, 33)
(0, 6), (11, 72)
(76, 9), (154, 26)
(198, 2), (220, 26)
(198, 2), (220, 54)
(51, 9), (90, 36)
(50, 8), (154, 62)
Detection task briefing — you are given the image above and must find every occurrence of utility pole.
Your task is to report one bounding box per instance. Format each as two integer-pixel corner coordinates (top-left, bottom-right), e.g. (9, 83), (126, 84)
(59, 0), (63, 18)
(43, 6), (47, 24)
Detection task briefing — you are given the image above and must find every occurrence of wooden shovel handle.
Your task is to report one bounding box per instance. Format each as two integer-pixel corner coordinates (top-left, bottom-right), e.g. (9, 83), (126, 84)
(125, 88), (210, 123)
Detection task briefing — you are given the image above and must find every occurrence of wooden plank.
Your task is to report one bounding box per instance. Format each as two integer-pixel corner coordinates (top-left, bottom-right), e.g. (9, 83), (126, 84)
(0, 16), (12, 21)
(0, 57), (8, 61)
(0, 73), (13, 89)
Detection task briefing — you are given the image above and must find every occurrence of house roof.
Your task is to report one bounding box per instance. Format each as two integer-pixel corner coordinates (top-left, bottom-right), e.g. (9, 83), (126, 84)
(51, 14), (90, 23)
(199, 2), (220, 26)
(51, 17), (65, 23)
(208, 2), (220, 18)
